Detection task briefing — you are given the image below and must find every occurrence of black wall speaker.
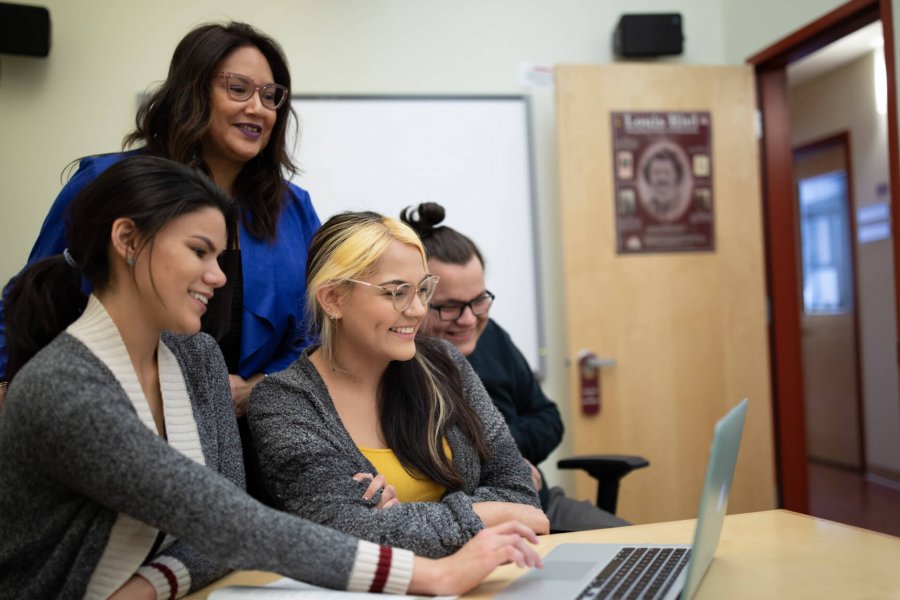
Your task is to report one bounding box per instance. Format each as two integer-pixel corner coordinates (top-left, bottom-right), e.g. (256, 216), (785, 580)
(0, 2), (51, 57)
(614, 13), (683, 58)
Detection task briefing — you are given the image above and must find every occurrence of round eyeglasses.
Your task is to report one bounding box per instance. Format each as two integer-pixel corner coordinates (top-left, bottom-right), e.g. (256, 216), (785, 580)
(346, 275), (440, 312)
(216, 72), (288, 110)
(429, 291), (495, 321)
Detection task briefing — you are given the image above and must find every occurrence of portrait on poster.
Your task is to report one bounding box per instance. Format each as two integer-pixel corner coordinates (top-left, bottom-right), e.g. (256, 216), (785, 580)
(611, 111), (714, 253)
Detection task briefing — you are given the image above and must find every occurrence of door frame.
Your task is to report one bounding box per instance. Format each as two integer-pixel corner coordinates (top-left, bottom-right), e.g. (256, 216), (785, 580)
(793, 131), (867, 470)
(750, 0), (899, 513)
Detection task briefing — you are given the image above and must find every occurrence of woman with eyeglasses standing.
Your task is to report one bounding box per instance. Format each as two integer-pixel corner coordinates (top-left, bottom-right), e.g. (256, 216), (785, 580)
(0, 22), (317, 426)
(246, 211), (549, 558)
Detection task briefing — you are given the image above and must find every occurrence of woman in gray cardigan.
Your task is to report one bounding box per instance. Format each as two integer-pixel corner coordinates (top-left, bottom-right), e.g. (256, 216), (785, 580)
(247, 211), (549, 560)
(0, 157), (541, 600)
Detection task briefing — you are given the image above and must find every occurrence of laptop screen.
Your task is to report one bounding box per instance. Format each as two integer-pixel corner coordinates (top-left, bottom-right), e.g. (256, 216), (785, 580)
(681, 398), (748, 598)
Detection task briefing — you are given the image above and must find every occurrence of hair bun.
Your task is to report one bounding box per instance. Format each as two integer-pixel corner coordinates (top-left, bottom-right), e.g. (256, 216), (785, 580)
(400, 202), (446, 237)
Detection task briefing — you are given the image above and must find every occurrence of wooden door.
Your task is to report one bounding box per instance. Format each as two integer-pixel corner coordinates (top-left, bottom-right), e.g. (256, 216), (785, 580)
(794, 139), (863, 469)
(556, 64), (777, 524)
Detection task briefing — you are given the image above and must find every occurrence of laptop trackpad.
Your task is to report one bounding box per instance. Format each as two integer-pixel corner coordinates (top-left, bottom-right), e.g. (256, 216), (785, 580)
(532, 560), (597, 581)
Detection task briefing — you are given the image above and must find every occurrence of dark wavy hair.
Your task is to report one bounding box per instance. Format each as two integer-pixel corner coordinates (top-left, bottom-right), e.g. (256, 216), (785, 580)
(3, 156), (238, 380)
(123, 21), (296, 240)
(400, 202), (484, 267)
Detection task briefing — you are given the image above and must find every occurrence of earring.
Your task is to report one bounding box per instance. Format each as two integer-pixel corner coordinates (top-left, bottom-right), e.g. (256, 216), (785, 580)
(126, 257), (136, 266)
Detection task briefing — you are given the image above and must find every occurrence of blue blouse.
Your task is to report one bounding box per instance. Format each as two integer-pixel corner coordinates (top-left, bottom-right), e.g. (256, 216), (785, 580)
(0, 151), (320, 379)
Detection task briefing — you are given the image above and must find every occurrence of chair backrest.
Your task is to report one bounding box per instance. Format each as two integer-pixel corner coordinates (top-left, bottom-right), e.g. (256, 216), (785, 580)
(557, 454), (650, 514)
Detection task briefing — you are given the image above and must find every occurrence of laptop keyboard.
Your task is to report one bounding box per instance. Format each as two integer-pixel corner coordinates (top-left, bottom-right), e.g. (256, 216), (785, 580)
(575, 547), (691, 600)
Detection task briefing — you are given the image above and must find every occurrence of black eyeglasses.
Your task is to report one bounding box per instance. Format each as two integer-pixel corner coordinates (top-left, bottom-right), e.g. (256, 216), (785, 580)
(216, 72), (288, 110)
(346, 275), (440, 312)
(429, 291), (495, 321)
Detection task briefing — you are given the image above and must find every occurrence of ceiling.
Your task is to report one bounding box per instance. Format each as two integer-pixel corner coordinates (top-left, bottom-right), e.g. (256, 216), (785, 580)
(787, 21), (884, 87)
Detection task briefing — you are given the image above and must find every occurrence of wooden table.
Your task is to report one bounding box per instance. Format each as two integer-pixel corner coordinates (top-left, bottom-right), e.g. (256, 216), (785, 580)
(187, 510), (900, 598)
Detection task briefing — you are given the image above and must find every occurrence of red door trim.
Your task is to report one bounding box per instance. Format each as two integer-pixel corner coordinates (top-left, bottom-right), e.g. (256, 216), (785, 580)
(880, 0), (900, 357)
(756, 67), (810, 512)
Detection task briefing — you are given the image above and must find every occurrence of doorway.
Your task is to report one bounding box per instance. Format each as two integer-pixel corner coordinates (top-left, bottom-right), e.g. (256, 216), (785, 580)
(753, 0), (900, 530)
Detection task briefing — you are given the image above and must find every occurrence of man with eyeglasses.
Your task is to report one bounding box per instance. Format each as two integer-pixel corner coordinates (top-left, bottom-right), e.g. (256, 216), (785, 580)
(404, 203), (628, 532)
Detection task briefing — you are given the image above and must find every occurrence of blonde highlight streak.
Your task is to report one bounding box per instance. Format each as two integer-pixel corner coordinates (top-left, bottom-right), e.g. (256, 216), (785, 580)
(416, 353), (452, 477)
(308, 216), (429, 337)
(307, 215), (397, 363)
(306, 210), (431, 376)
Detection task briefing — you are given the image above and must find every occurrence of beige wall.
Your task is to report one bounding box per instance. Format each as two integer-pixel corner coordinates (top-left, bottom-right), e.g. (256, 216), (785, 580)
(790, 50), (900, 475)
(0, 0), (731, 286)
(721, 0), (849, 63)
(0, 0), (860, 485)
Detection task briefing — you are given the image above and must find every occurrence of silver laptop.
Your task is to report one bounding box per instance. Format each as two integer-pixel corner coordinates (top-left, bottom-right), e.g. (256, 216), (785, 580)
(497, 398), (748, 600)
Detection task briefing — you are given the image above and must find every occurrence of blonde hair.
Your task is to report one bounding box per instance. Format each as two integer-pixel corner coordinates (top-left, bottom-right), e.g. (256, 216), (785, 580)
(305, 210), (489, 488)
(306, 211), (427, 366)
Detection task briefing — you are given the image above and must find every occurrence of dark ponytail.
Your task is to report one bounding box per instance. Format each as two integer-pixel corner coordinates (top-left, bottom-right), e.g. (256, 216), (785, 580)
(400, 202), (484, 267)
(3, 155), (237, 382)
(3, 257), (87, 380)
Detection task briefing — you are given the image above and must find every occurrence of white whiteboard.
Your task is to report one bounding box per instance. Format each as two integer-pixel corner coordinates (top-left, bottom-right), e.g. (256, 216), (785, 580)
(287, 96), (544, 374)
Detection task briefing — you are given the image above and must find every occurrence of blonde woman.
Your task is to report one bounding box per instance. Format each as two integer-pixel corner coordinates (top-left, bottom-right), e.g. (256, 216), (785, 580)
(247, 211), (549, 558)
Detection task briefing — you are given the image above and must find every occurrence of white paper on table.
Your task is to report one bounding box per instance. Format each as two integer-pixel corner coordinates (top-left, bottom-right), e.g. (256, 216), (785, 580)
(208, 577), (458, 599)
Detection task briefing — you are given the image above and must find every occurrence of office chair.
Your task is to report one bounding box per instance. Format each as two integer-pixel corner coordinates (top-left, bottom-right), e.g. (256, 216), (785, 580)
(557, 454), (649, 515)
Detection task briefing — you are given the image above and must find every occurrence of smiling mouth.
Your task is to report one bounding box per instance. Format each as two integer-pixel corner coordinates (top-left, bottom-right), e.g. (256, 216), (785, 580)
(390, 326), (416, 335)
(189, 291), (209, 305)
(446, 330), (474, 339)
(236, 123), (262, 134)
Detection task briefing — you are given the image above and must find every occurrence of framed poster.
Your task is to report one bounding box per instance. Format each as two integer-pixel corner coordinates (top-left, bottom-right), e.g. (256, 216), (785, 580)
(612, 111), (714, 253)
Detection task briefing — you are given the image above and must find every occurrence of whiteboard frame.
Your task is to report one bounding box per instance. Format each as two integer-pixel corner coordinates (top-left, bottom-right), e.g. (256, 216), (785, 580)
(287, 94), (546, 377)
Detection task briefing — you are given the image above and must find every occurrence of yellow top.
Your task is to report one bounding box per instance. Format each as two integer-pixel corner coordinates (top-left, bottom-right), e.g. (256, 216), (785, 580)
(359, 440), (453, 503)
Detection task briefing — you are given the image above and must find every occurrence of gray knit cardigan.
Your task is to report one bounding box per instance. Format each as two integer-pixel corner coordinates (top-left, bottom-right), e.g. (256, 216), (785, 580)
(0, 331), (399, 599)
(246, 338), (541, 559)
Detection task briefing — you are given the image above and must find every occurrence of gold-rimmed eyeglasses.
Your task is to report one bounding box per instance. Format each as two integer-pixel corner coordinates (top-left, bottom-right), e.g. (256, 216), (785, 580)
(216, 72), (288, 110)
(429, 291), (495, 321)
(346, 275), (440, 312)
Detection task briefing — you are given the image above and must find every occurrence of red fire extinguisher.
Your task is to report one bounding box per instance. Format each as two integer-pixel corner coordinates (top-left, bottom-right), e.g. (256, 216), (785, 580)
(577, 350), (615, 415)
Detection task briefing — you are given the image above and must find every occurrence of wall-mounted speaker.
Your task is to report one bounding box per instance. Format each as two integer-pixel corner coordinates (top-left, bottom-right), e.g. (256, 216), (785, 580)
(0, 2), (51, 57)
(614, 13), (683, 58)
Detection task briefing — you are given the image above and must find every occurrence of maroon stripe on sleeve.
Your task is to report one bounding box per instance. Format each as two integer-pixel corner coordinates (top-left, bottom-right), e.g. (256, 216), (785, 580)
(368, 545), (393, 593)
(148, 562), (178, 600)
